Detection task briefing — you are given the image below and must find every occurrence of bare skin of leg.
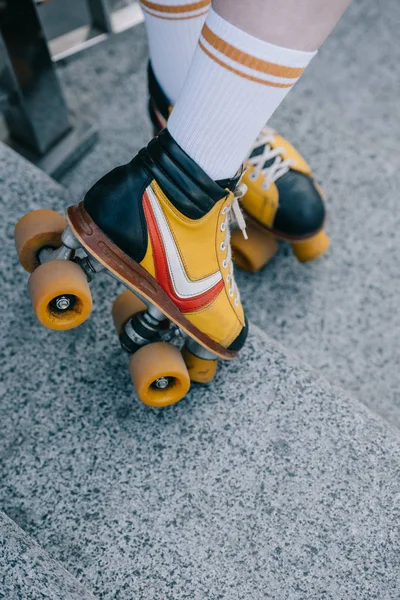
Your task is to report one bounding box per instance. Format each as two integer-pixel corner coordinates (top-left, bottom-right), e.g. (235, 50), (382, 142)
(213, 0), (351, 51)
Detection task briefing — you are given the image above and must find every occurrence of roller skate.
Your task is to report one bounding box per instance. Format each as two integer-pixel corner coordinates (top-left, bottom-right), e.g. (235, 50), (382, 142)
(148, 63), (329, 273)
(14, 130), (248, 408)
(232, 128), (329, 272)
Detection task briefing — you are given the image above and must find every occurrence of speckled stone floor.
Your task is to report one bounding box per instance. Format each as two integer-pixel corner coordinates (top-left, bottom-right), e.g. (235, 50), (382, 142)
(55, 0), (400, 427)
(0, 511), (95, 600)
(2, 1), (400, 597)
(1, 144), (400, 597)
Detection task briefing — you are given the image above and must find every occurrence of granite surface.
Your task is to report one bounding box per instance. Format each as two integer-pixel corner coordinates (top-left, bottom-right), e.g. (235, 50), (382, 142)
(1, 142), (400, 597)
(0, 511), (96, 600)
(2, 1), (400, 598)
(55, 0), (400, 427)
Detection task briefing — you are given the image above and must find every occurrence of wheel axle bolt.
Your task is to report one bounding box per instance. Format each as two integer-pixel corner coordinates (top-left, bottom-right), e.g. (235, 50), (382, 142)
(155, 377), (169, 389)
(56, 296), (70, 311)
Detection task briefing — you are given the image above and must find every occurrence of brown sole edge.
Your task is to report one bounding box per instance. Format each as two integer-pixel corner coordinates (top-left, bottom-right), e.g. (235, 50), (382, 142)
(66, 203), (237, 361)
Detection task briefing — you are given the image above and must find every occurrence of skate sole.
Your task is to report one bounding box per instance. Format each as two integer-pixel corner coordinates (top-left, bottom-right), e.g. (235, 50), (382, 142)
(66, 203), (237, 361)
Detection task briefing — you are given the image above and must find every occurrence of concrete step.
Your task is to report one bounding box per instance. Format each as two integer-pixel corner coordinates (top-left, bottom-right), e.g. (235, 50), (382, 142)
(0, 511), (96, 600)
(55, 0), (400, 428)
(1, 141), (400, 599)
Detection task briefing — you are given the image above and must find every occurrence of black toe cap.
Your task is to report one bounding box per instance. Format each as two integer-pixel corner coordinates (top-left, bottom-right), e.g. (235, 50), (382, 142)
(228, 316), (249, 353)
(273, 170), (325, 237)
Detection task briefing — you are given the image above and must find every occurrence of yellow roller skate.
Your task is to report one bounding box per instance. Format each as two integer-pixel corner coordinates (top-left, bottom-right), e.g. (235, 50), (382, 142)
(15, 130), (248, 408)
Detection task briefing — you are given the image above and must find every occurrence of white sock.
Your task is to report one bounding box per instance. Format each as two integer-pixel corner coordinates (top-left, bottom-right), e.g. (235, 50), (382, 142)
(141, 0), (210, 104)
(168, 7), (316, 180)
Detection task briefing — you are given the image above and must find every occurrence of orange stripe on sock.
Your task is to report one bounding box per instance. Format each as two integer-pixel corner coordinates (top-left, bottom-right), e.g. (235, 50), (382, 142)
(142, 6), (209, 20)
(198, 39), (294, 88)
(140, 0), (210, 14)
(202, 24), (305, 80)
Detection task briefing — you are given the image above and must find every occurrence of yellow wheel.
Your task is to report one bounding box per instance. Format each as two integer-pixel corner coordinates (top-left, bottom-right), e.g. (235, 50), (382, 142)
(129, 342), (190, 408)
(231, 224), (279, 273)
(28, 260), (92, 330)
(112, 290), (146, 336)
(291, 230), (330, 263)
(14, 209), (66, 273)
(181, 346), (218, 383)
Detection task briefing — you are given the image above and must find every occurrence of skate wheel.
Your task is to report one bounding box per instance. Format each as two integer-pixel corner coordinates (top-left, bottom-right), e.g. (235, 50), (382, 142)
(112, 290), (146, 336)
(291, 230), (330, 263)
(231, 224), (278, 273)
(28, 260), (92, 330)
(129, 342), (190, 408)
(181, 347), (218, 383)
(14, 209), (66, 273)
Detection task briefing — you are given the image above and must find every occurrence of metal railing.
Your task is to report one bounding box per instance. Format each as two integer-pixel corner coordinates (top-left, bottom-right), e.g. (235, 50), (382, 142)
(0, 0), (143, 177)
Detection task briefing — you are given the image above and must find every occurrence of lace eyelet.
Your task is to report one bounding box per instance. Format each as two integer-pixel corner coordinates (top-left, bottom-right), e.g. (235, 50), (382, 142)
(220, 242), (226, 251)
(234, 298), (239, 306)
(229, 289), (234, 297)
(222, 207), (228, 214)
(249, 172), (257, 181)
(226, 275), (231, 283)
(222, 259), (228, 268)
(221, 223), (226, 232)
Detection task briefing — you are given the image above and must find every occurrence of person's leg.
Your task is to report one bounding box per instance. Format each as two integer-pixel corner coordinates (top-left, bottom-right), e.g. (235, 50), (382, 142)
(168, 0), (351, 180)
(141, 0), (210, 104)
(214, 0), (351, 51)
(143, 0), (350, 107)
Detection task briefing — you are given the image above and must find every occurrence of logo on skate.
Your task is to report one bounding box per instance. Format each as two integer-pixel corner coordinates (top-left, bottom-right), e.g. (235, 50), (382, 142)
(143, 184), (223, 312)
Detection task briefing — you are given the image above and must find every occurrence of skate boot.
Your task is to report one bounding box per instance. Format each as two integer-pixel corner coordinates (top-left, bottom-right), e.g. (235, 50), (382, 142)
(148, 63), (329, 273)
(14, 129), (248, 407)
(234, 128), (329, 271)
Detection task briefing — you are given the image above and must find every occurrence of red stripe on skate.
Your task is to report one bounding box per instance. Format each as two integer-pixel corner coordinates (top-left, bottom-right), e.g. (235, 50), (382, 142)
(143, 190), (224, 313)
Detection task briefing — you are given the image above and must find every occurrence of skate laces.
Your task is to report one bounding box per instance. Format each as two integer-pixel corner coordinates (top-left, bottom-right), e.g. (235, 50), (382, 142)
(220, 183), (248, 306)
(247, 126), (296, 189)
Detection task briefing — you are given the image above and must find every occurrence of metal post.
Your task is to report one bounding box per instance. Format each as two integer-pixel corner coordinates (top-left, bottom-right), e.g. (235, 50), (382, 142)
(87, 0), (113, 33)
(0, 0), (72, 155)
(0, 0), (97, 178)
